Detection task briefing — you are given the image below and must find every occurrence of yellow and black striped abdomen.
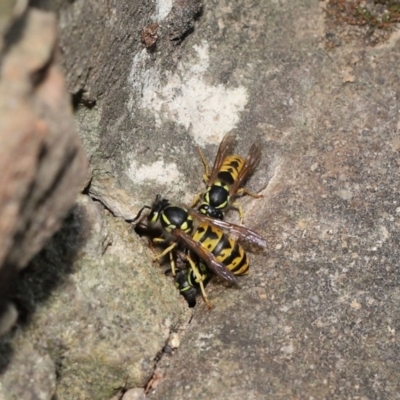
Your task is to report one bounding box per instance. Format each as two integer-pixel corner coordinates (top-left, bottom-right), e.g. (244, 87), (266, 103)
(217, 155), (245, 185)
(192, 222), (225, 253)
(216, 236), (249, 275)
(192, 222), (249, 276)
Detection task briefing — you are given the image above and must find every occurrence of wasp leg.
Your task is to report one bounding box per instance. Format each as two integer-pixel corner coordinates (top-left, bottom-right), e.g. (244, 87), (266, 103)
(169, 251), (177, 276)
(153, 237), (167, 244)
(233, 190), (263, 224)
(152, 242), (178, 262)
(186, 255), (212, 310)
(151, 238), (167, 259)
(231, 201), (245, 224)
(236, 188), (264, 199)
(191, 192), (202, 208)
(197, 146), (210, 182)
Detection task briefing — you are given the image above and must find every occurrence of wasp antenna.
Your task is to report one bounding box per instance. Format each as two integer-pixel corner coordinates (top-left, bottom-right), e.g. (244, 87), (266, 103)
(127, 205), (151, 224)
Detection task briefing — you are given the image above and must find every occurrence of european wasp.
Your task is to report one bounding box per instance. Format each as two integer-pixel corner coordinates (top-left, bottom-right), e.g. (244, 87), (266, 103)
(174, 259), (211, 308)
(192, 131), (263, 222)
(131, 195), (266, 308)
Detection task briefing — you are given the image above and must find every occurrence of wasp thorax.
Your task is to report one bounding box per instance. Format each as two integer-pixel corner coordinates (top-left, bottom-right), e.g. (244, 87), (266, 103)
(207, 184), (230, 208)
(161, 206), (193, 234)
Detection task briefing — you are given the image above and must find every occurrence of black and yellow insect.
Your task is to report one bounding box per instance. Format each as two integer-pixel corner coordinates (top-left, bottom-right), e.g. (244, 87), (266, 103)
(192, 131), (263, 222)
(131, 195), (266, 308)
(174, 259), (211, 307)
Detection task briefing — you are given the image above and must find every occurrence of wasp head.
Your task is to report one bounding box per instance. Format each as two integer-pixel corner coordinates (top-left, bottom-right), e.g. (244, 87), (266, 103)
(148, 195), (170, 224)
(198, 203), (224, 220)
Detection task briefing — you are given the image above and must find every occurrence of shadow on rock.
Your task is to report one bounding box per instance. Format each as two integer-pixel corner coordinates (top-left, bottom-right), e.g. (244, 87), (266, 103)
(0, 203), (88, 374)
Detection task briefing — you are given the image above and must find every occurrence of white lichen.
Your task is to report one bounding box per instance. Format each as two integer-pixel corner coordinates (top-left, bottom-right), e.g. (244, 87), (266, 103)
(128, 42), (248, 146)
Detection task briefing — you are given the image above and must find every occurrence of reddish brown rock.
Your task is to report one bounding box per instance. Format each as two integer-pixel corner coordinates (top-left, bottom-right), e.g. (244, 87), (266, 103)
(0, 8), (88, 333)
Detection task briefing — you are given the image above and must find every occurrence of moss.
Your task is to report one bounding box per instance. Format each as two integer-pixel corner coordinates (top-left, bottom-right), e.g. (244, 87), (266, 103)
(325, 0), (400, 46)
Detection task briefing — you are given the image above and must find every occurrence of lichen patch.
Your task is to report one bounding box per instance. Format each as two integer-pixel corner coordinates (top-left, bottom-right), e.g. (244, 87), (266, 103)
(127, 158), (181, 185)
(128, 42), (249, 146)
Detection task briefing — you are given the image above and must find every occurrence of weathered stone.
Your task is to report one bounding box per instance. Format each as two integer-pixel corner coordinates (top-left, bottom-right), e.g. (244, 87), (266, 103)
(0, 341), (56, 400)
(121, 388), (145, 400)
(164, 0), (203, 43)
(0, 195), (190, 399)
(3, 0), (400, 399)
(88, 175), (139, 220)
(0, 6), (88, 334)
(0, 0), (28, 52)
(142, 0), (400, 398)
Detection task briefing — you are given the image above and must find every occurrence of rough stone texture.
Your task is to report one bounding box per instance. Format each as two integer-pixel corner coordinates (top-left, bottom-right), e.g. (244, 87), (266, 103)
(0, 6), (88, 334)
(144, 1), (400, 398)
(0, 0), (28, 52)
(38, 0), (209, 219)
(0, 195), (190, 399)
(2, 0), (400, 398)
(121, 388), (146, 400)
(0, 342), (56, 400)
(0, 2), (195, 399)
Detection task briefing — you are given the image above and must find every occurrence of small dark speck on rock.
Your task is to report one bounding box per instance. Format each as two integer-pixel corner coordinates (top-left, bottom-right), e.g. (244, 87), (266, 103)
(163, 345), (173, 354)
(377, 77), (385, 85)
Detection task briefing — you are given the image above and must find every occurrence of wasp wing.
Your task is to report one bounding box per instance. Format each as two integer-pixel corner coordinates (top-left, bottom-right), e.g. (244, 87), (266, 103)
(172, 229), (239, 285)
(229, 140), (262, 196)
(205, 131), (237, 186)
(188, 209), (267, 248)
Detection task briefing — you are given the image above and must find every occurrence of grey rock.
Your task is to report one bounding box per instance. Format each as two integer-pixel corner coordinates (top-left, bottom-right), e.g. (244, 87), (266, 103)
(0, 341), (56, 400)
(1, 195), (190, 399)
(121, 388), (145, 400)
(0, 196), (189, 399)
(2, 0), (400, 399)
(141, 0), (400, 398)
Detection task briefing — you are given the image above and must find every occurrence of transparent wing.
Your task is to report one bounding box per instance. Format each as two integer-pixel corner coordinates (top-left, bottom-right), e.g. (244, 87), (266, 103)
(229, 140), (262, 196)
(207, 131), (237, 186)
(188, 209), (267, 248)
(173, 229), (239, 285)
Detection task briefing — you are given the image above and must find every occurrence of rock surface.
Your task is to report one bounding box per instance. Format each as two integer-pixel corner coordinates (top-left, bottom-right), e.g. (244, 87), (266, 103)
(145, 1), (400, 398)
(0, 195), (190, 399)
(0, 6), (88, 335)
(2, 0), (400, 399)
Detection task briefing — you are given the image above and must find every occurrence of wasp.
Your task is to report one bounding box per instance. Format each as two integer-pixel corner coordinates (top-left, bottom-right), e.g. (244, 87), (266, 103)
(192, 131), (263, 222)
(131, 195), (266, 308)
(174, 259), (211, 307)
